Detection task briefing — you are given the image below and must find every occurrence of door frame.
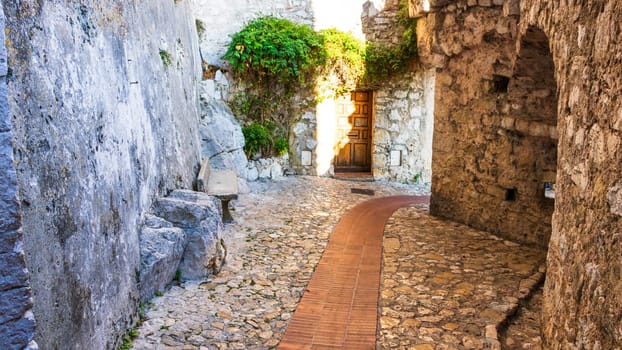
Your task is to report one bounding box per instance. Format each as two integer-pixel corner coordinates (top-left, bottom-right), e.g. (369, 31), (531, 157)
(333, 89), (375, 174)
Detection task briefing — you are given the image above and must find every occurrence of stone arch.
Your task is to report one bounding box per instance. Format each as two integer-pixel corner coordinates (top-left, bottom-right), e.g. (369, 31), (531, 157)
(503, 25), (559, 247)
(510, 26), (558, 126)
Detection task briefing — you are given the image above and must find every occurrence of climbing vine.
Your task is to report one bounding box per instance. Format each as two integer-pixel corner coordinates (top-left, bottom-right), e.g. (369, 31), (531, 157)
(223, 1), (418, 159)
(363, 0), (418, 85)
(223, 16), (325, 158)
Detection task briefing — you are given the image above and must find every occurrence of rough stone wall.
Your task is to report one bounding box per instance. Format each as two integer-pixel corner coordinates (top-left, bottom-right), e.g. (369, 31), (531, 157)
(517, 0), (622, 348)
(417, 0), (622, 346)
(373, 70), (435, 183)
(419, 1), (555, 246)
(363, 0), (436, 183)
(4, 1), (201, 349)
(0, 4), (37, 349)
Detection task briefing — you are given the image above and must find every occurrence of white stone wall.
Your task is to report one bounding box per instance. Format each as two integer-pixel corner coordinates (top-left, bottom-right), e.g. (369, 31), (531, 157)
(373, 69), (435, 183)
(193, 0), (314, 66)
(4, 1), (202, 348)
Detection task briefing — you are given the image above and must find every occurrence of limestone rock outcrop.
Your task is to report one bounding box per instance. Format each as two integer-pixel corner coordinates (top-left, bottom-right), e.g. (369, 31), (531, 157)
(138, 215), (186, 301)
(199, 90), (248, 177)
(154, 190), (226, 281)
(3, 1), (202, 348)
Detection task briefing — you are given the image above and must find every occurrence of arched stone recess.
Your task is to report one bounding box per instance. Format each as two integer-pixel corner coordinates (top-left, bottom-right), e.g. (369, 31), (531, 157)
(493, 24), (558, 247)
(516, 0), (622, 348)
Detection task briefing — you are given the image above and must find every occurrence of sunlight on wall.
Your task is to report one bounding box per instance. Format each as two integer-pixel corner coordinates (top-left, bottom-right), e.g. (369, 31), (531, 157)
(311, 0), (385, 174)
(311, 0), (386, 39)
(316, 94), (357, 175)
(315, 98), (338, 175)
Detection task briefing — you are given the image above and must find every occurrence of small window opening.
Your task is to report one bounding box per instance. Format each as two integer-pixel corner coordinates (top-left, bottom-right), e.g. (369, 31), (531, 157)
(544, 182), (555, 199)
(505, 188), (517, 201)
(492, 74), (510, 93)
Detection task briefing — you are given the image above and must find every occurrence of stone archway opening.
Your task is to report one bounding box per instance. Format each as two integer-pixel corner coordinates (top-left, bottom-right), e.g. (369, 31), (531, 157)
(498, 25), (558, 346)
(504, 25), (558, 247)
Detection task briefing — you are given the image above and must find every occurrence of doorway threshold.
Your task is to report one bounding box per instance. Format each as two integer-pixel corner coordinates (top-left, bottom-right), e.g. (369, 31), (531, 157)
(333, 172), (374, 182)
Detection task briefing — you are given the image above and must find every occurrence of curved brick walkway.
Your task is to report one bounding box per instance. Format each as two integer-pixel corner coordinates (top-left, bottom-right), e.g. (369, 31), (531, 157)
(132, 177), (544, 350)
(279, 195), (429, 349)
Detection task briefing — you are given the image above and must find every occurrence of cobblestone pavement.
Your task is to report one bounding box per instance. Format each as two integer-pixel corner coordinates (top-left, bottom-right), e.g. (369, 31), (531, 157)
(132, 176), (546, 350)
(500, 287), (543, 349)
(132, 176), (428, 350)
(379, 206), (546, 350)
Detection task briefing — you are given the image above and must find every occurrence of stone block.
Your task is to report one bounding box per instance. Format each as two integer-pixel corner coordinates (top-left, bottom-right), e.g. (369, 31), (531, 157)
(154, 190), (225, 281)
(0, 315), (36, 350)
(503, 0), (519, 16)
(0, 79), (10, 133)
(608, 184), (622, 217)
(143, 214), (174, 229)
(155, 196), (211, 228)
(500, 117), (515, 129)
(528, 122), (548, 137)
(0, 287), (32, 324)
(0, 253), (29, 292)
(0, 132), (20, 232)
(138, 226), (186, 301)
(177, 214), (225, 280)
(478, 0), (492, 6)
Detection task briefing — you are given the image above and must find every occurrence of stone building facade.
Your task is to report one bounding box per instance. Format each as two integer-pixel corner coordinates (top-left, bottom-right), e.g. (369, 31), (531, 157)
(414, 0), (622, 347)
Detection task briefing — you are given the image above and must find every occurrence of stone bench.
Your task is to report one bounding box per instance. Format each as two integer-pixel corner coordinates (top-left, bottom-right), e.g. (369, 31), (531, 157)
(197, 159), (238, 223)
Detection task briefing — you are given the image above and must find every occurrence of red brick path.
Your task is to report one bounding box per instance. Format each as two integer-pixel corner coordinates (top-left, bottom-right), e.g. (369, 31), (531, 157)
(279, 195), (430, 349)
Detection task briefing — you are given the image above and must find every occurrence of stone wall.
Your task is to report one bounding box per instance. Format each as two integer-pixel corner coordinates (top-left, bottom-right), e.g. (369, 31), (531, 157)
(373, 69), (435, 183)
(362, 0), (435, 183)
(518, 0), (622, 348)
(416, 0), (622, 346)
(418, 1), (555, 246)
(4, 1), (202, 348)
(0, 4), (37, 349)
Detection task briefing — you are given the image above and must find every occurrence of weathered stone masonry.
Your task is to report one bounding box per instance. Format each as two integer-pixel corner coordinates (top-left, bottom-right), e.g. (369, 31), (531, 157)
(417, 1), (556, 247)
(416, 0), (622, 347)
(521, 1), (622, 348)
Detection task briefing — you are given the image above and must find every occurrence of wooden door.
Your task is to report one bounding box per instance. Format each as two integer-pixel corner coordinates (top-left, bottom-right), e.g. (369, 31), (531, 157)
(335, 91), (372, 172)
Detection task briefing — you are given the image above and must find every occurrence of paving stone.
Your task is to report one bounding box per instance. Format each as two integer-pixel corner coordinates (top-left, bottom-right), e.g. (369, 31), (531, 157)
(131, 176), (545, 349)
(378, 206), (546, 349)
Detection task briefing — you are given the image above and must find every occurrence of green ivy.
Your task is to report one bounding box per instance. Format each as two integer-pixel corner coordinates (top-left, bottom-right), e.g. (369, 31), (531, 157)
(159, 49), (173, 67)
(363, 0), (418, 85)
(242, 121), (288, 159)
(223, 16), (325, 85)
(317, 28), (366, 97)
